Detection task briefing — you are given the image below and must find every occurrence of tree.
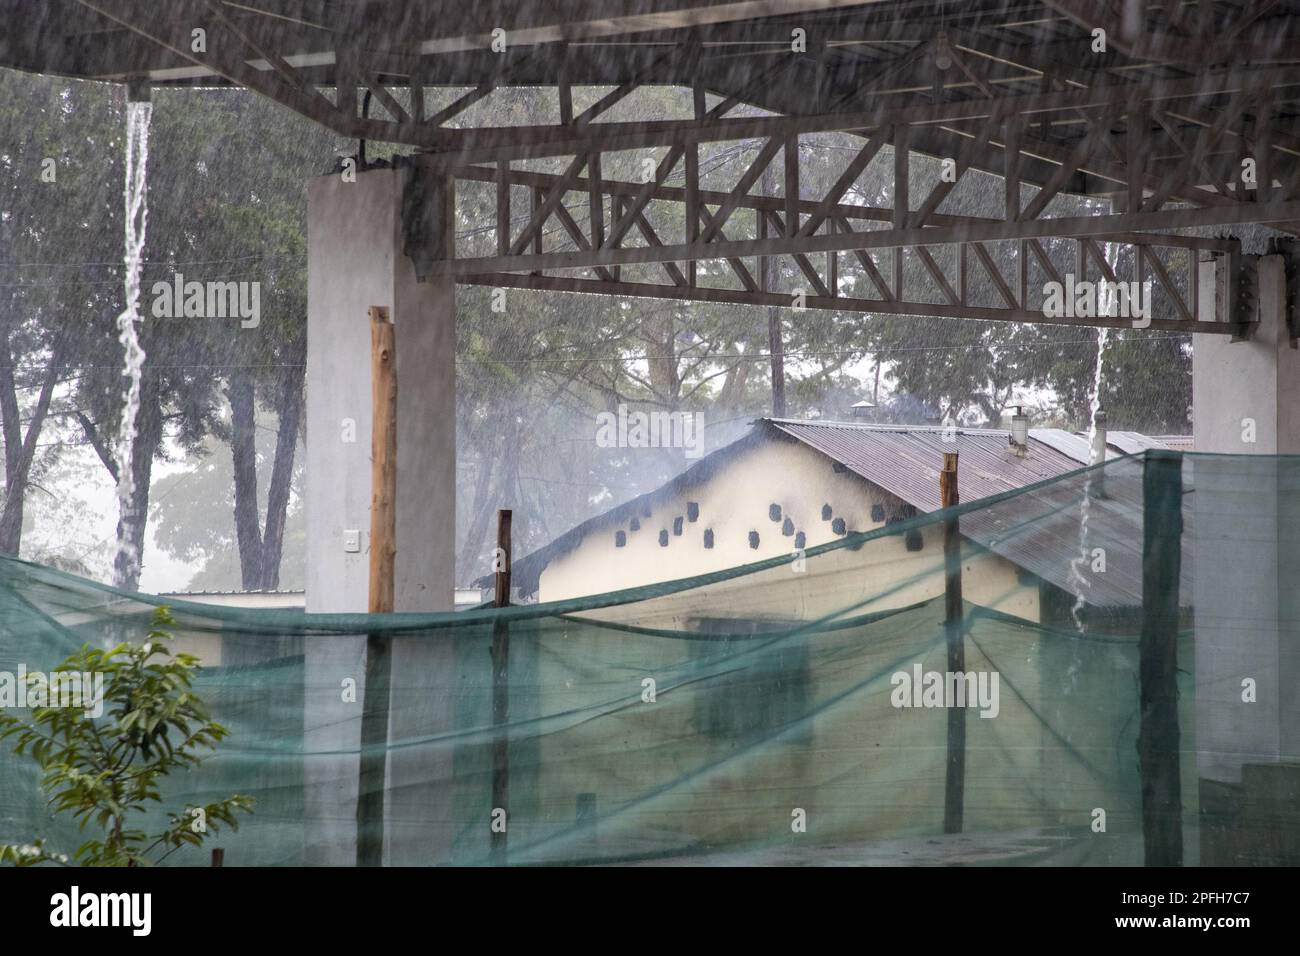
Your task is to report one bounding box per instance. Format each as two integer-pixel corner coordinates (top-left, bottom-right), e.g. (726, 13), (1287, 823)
(0, 607), (253, 867)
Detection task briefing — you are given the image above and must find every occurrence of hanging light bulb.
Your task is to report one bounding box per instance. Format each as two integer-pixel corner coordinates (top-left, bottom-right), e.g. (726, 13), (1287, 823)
(934, 33), (953, 71)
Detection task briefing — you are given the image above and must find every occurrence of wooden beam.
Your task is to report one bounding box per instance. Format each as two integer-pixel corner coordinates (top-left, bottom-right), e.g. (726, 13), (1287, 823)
(437, 200), (1271, 278)
(1020, 103), (1122, 220)
(698, 137), (783, 243)
(894, 123), (909, 299)
(784, 133), (800, 237)
(764, 210), (831, 298)
(496, 161), (510, 257)
(508, 154), (588, 256)
(451, 161), (1242, 249)
(971, 242), (1020, 309)
(797, 126), (889, 237)
(460, 271), (1233, 333)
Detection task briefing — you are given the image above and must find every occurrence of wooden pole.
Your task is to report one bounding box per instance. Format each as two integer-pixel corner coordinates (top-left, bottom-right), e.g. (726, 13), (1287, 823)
(490, 509), (512, 864)
(494, 509), (512, 608)
(357, 305), (395, 867)
(940, 452), (965, 834)
(368, 305), (396, 614)
(210, 848), (224, 867)
(1138, 452), (1184, 866)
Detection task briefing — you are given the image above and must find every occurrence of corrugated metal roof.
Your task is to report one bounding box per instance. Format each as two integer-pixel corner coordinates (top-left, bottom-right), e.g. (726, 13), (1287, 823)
(1108, 431), (1170, 455)
(764, 419), (1192, 608)
(1029, 428), (1097, 463)
(1026, 428), (1186, 464)
(766, 420), (1083, 510)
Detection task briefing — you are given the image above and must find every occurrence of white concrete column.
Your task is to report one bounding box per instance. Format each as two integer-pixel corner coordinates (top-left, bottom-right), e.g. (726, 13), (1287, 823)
(306, 167), (456, 613)
(1192, 254), (1300, 784)
(304, 167), (457, 864)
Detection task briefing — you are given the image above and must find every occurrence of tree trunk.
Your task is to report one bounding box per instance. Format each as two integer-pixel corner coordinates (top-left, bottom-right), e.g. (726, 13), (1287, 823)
(458, 441), (497, 584)
(258, 361), (303, 590)
(0, 349), (62, 554)
(767, 308), (786, 416)
(0, 327), (24, 553)
(227, 366), (265, 590)
(113, 372), (162, 591)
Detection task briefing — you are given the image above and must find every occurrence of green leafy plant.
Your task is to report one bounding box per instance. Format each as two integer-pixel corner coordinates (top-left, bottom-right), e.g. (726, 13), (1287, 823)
(0, 607), (252, 866)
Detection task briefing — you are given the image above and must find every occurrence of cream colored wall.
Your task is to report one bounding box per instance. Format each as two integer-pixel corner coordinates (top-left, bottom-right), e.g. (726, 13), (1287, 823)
(539, 438), (1039, 624)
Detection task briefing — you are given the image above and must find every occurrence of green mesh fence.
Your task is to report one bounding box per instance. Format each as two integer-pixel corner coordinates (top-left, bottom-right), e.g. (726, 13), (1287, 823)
(2, 450), (1298, 866)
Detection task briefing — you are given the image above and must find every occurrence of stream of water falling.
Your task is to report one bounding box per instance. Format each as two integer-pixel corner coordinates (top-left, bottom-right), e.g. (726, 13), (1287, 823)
(112, 100), (152, 587)
(1066, 243), (1117, 631)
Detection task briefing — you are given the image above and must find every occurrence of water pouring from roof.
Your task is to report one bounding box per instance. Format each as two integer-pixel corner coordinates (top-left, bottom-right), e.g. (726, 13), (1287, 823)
(111, 94), (152, 588)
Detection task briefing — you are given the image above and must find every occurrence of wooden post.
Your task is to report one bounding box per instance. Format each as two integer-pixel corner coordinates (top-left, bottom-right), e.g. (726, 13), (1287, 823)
(494, 509), (512, 608)
(210, 848), (224, 867)
(490, 509), (512, 864)
(1139, 452), (1184, 866)
(368, 306), (396, 614)
(357, 305), (395, 867)
(941, 452), (966, 834)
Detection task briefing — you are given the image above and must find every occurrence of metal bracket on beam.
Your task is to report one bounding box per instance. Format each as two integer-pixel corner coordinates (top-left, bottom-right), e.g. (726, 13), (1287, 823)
(1221, 248), (1260, 342)
(1273, 238), (1300, 346)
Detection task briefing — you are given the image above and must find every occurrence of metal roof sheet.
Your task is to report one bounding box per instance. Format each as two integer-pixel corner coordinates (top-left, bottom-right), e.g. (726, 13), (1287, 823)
(766, 419), (1084, 510)
(764, 419), (1193, 608)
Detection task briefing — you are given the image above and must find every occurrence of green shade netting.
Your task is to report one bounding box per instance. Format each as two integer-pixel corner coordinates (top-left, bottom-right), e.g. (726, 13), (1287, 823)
(1, 450), (1298, 866)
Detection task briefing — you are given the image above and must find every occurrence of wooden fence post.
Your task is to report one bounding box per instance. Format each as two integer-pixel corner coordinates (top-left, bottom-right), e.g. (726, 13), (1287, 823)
(490, 510), (512, 864)
(941, 452), (966, 834)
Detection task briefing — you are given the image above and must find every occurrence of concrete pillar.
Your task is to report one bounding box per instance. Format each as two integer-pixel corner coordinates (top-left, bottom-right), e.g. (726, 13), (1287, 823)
(1192, 255), (1300, 792)
(305, 166), (456, 612)
(304, 167), (457, 863)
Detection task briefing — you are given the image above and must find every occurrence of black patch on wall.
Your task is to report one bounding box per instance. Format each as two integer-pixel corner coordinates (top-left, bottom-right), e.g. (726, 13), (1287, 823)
(905, 529), (924, 551)
(629, 517), (640, 532)
(794, 531), (806, 549)
(673, 516), (684, 536)
(615, 530), (626, 548)
(748, 531), (760, 549)
(821, 504), (832, 520)
(704, 529), (714, 549)
(687, 502), (699, 522)
(659, 530), (669, 547)
(871, 504), (885, 522)
(832, 517), (846, 535)
(769, 503), (782, 522)
(782, 517), (794, 536)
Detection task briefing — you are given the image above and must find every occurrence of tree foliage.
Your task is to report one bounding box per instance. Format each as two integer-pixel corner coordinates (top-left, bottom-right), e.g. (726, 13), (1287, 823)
(0, 607), (253, 866)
